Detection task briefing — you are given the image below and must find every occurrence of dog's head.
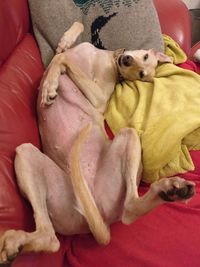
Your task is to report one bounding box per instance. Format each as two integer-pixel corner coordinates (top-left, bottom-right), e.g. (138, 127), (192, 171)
(114, 48), (172, 82)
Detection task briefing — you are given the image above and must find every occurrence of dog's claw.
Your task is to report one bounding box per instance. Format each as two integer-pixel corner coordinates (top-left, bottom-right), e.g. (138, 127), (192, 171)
(48, 94), (57, 101)
(6, 245), (23, 263)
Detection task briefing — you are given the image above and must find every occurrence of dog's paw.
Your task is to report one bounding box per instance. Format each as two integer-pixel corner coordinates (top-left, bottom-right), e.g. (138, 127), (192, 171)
(41, 79), (58, 106)
(56, 22), (84, 54)
(0, 230), (26, 264)
(56, 31), (76, 54)
(56, 38), (71, 54)
(0, 229), (60, 264)
(155, 176), (195, 202)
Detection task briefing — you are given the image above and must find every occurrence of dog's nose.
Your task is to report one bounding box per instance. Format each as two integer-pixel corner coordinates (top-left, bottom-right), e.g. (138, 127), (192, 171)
(122, 55), (133, 66)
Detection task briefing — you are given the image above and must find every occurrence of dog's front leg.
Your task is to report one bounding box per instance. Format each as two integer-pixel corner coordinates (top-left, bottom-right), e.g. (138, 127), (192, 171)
(62, 56), (108, 112)
(41, 53), (107, 112)
(56, 22), (84, 54)
(41, 53), (67, 106)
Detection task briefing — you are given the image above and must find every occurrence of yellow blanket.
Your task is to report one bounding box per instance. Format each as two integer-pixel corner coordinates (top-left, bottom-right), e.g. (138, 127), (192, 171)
(105, 35), (200, 183)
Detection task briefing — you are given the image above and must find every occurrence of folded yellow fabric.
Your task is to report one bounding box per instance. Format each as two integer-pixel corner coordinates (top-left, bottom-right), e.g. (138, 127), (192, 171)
(104, 37), (200, 183)
(163, 34), (187, 64)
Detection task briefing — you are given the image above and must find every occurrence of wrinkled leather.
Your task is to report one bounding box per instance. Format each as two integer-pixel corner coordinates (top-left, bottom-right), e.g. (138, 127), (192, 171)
(0, 0), (192, 66)
(0, 0), (29, 66)
(0, 34), (70, 267)
(0, 34), (43, 232)
(154, 0), (192, 55)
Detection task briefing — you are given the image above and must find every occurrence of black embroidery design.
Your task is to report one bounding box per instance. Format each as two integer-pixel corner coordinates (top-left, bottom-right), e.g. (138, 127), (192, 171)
(91, 13), (117, 49)
(73, 0), (140, 15)
(72, 0), (140, 50)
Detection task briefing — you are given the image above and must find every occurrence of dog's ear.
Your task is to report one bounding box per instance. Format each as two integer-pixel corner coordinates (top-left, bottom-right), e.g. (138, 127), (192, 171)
(150, 49), (173, 63)
(113, 48), (126, 60)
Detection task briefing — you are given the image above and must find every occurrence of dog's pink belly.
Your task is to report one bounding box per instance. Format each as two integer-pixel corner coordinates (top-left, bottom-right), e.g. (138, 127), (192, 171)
(37, 74), (125, 230)
(38, 75), (105, 184)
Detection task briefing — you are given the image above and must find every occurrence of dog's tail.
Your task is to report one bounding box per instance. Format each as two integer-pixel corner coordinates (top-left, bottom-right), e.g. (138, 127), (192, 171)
(69, 124), (110, 245)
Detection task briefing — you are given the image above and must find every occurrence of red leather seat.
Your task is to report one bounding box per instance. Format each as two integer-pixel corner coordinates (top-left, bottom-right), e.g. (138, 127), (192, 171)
(1, 1), (200, 266)
(154, 0), (192, 55)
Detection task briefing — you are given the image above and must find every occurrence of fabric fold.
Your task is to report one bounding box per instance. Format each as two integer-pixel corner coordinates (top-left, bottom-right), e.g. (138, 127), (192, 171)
(105, 36), (200, 183)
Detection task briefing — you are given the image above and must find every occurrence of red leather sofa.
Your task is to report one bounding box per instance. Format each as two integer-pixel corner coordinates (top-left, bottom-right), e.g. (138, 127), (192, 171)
(1, 0), (200, 266)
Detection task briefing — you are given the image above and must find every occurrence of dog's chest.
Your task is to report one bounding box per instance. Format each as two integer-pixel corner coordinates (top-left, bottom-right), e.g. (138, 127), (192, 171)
(66, 43), (115, 86)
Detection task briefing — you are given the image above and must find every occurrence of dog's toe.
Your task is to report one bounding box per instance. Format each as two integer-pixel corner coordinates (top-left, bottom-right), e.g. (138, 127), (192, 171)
(159, 183), (195, 202)
(0, 230), (27, 265)
(176, 184), (195, 200)
(47, 93), (57, 102)
(158, 187), (177, 202)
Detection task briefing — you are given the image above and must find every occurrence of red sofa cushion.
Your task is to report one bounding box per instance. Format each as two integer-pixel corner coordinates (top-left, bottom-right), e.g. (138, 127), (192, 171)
(0, 1), (199, 267)
(0, 33), (43, 232)
(66, 152), (200, 267)
(0, 0), (29, 66)
(0, 32), (73, 267)
(154, 0), (192, 55)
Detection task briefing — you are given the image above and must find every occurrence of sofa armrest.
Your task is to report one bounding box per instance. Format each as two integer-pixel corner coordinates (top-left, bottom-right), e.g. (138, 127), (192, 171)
(0, 0), (30, 66)
(154, 0), (192, 56)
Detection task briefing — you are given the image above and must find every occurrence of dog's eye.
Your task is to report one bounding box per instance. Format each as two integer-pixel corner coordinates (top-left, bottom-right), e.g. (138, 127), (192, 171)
(143, 53), (149, 61)
(139, 71), (145, 79)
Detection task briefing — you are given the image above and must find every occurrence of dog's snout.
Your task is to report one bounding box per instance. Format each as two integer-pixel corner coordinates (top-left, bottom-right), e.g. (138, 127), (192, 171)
(118, 55), (133, 67)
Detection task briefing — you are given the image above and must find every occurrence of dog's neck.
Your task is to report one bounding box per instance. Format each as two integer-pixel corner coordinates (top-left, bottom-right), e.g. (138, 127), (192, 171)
(113, 54), (124, 84)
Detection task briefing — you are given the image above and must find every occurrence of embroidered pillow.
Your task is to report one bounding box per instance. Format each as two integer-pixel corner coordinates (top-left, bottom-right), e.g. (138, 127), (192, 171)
(28, 0), (164, 67)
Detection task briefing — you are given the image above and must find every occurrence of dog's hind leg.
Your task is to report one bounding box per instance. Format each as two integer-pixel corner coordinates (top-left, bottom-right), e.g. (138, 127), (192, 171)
(41, 52), (108, 111)
(93, 127), (142, 223)
(94, 127), (195, 225)
(122, 176), (195, 224)
(0, 144), (61, 264)
(115, 129), (195, 224)
(101, 127), (195, 224)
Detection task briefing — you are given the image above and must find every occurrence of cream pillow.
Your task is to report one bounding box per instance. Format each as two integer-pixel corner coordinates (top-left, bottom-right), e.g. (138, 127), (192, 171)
(28, 0), (164, 67)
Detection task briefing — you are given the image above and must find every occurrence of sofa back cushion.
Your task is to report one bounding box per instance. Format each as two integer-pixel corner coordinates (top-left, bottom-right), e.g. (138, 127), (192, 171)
(28, 0), (164, 67)
(0, 0), (30, 66)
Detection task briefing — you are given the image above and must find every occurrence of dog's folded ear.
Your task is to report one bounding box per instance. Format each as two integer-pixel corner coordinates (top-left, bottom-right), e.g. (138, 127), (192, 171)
(150, 49), (173, 64)
(113, 48), (126, 60)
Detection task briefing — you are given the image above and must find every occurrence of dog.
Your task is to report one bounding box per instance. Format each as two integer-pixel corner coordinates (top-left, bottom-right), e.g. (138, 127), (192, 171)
(0, 22), (195, 263)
